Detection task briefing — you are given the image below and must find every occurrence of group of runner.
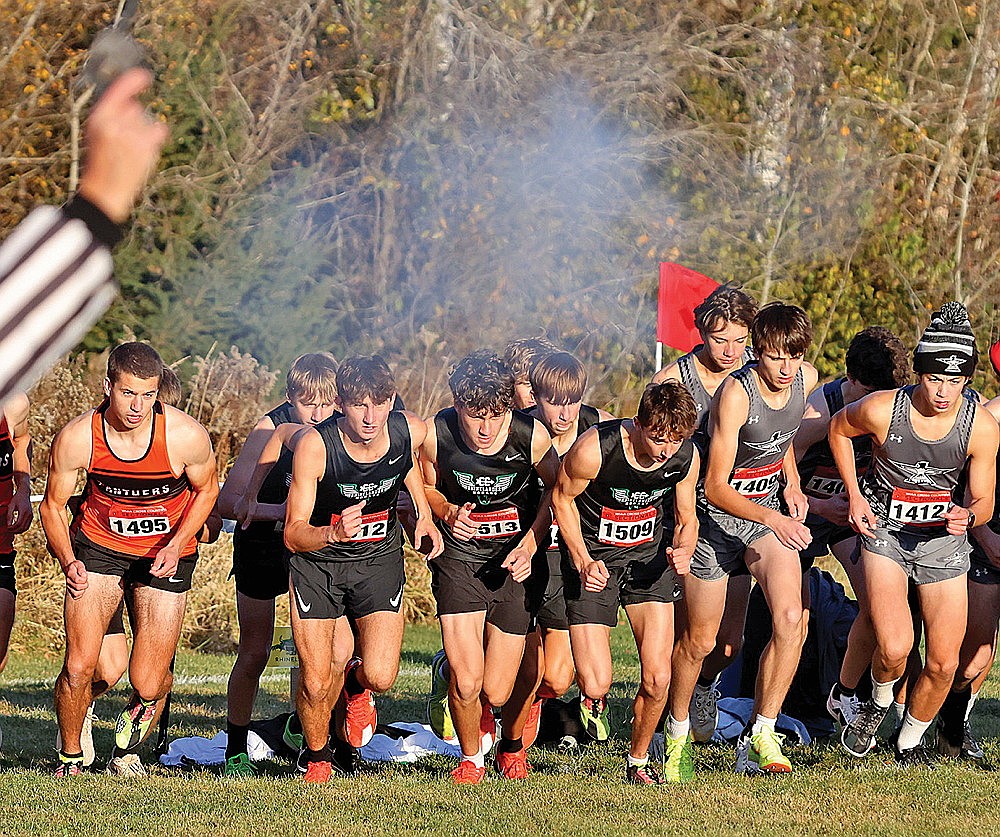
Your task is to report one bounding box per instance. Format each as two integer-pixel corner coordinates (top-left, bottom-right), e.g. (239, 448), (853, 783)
(0, 287), (997, 785)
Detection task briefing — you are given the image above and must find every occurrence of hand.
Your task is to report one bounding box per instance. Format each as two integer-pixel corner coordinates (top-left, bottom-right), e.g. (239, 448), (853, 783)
(766, 511), (813, 551)
(580, 559), (610, 593)
(78, 68), (169, 223)
(150, 542), (181, 579)
(943, 505), (975, 537)
(813, 494), (851, 528)
(328, 500), (366, 542)
(665, 544), (692, 577)
(783, 485), (809, 522)
(447, 502), (478, 542)
(5, 492), (32, 535)
(414, 515), (444, 560)
(502, 545), (532, 583)
(64, 559), (88, 598)
(847, 495), (878, 539)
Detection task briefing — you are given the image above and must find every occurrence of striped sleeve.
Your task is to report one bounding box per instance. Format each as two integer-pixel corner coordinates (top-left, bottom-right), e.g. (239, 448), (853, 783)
(0, 203), (119, 404)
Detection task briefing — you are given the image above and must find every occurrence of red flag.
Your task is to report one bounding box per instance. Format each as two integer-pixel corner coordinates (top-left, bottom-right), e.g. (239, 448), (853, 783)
(657, 262), (721, 352)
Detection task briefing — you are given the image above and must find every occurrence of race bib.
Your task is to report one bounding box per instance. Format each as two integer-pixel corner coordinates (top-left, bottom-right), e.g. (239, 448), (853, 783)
(108, 506), (170, 538)
(331, 509), (390, 542)
(730, 461), (782, 500)
(805, 466), (844, 498)
(597, 506), (656, 547)
(887, 488), (951, 527)
(470, 507), (521, 539)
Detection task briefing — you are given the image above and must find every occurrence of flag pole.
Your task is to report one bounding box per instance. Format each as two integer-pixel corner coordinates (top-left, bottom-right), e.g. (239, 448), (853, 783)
(655, 341), (663, 373)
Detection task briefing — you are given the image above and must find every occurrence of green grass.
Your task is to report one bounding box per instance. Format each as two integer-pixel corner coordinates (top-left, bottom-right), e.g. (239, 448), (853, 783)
(2, 623), (1000, 836)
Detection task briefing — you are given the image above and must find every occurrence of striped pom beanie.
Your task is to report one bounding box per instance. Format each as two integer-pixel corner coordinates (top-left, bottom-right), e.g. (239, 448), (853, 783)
(913, 301), (977, 377)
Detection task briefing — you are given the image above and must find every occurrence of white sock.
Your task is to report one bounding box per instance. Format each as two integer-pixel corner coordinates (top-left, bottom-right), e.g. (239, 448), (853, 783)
(627, 754), (648, 767)
(871, 675), (899, 708)
(895, 711), (932, 751)
(667, 714), (690, 740)
(891, 701), (906, 726)
(463, 751), (484, 769)
(751, 714), (777, 735)
(966, 691), (979, 721)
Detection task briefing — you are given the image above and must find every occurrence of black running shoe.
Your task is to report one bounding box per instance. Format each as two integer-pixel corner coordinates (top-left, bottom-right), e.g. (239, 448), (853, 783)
(895, 743), (937, 768)
(937, 720), (985, 761)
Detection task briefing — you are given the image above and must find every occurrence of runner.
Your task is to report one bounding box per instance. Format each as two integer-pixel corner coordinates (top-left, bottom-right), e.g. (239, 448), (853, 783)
(655, 286), (757, 747)
(217, 353), (338, 777)
(507, 352), (613, 750)
(831, 303), (998, 765)
(420, 350), (559, 784)
(670, 302), (818, 778)
(283, 356), (442, 784)
(0, 392), (32, 739)
(552, 381), (699, 785)
(503, 337), (558, 411)
(40, 342), (218, 776)
(792, 328), (910, 727)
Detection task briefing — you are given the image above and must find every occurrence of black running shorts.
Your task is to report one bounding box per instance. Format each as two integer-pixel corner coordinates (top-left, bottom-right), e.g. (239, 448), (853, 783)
(526, 549), (569, 631)
(231, 530), (289, 601)
(75, 534), (198, 593)
(563, 550), (682, 628)
(430, 553), (533, 636)
(288, 551), (405, 621)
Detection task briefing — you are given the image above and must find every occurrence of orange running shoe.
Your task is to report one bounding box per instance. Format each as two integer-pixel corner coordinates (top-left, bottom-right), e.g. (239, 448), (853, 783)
(303, 760), (333, 784)
(522, 698), (543, 749)
(451, 759), (486, 785)
(495, 747), (530, 779)
(343, 658), (377, 747)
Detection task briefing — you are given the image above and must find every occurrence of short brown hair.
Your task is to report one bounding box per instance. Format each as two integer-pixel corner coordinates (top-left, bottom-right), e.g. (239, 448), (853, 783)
(158, 366), (183, 407)
(846, 327), (910, 390)
(286, 352), (338, 403)
(449, 350), (515, 414)
(751, 302), (812, 356)
(695, 287), (757, 335)
(503, 337), (558, 382)
(636, 381), (697, 440)
(336, 355), (396, 404)
(107, 342), (163, 384)
(530, 352), (587, 404)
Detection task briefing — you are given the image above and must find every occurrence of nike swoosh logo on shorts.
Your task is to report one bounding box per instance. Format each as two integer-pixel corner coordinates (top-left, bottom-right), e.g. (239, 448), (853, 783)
(295, 588), (312, 613)
(389, 585), (403, 608)
(388, 455), (404, 465)
(167, 575), (183, 583)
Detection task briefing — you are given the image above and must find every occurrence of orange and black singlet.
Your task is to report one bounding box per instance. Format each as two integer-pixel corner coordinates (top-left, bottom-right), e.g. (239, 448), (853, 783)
(0, 416), (15, 552)
(78, 402), (196, 558)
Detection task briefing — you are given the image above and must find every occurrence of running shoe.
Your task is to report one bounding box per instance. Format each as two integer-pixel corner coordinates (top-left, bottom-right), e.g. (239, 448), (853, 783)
(282, 713), (304, 752)
(495, 747), (530, 780)
(427, 649), (457, 742)
(333, 738), (360, 775)
(626, 762), (665, 785)
(826, 684), (860, 728)
(223, 752), (257, 778)
(451, 759), (486, 785)
(115, 695), (158, 752)
(54, 752), (84, 777)
(303, 760), (334, 784)
(522, 698), (543, 750)
(936, 719), (985, 761)
(480, 703), (497, 755)
(580, 696), (610, 742)
(663, 734), (695, 783)
(690, 680), (720, 743)
(343, 658), (377, 748)
(735, 728), (792, 774)
(107, 753), (147, 776)
(895, 743), (937, 768)
(55, 703), (97, 767)
(841, 700), (889, 758)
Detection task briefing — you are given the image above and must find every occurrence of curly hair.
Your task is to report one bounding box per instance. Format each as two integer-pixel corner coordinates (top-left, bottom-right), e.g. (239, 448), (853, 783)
(449, 350), (515, 414)
(845, 327), (910, 390)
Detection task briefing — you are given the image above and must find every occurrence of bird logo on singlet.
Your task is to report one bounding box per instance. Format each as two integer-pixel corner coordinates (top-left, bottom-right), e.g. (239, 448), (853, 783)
(610, 487), (669, 508)
(887, 459), (951, 487)
(744, 428), (797, 460)
(340, 477), (397, 500)
(939, 354), (967, 374)
(455, 471), (517, 498)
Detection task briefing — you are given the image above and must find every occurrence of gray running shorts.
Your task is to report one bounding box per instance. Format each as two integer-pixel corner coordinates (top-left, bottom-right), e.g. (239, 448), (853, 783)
(690, 504), (766, 582)
(860, 526), (970, 585)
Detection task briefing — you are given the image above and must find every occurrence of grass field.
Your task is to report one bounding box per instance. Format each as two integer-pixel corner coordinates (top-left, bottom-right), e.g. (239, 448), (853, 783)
(2, 622), (1000, 836)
